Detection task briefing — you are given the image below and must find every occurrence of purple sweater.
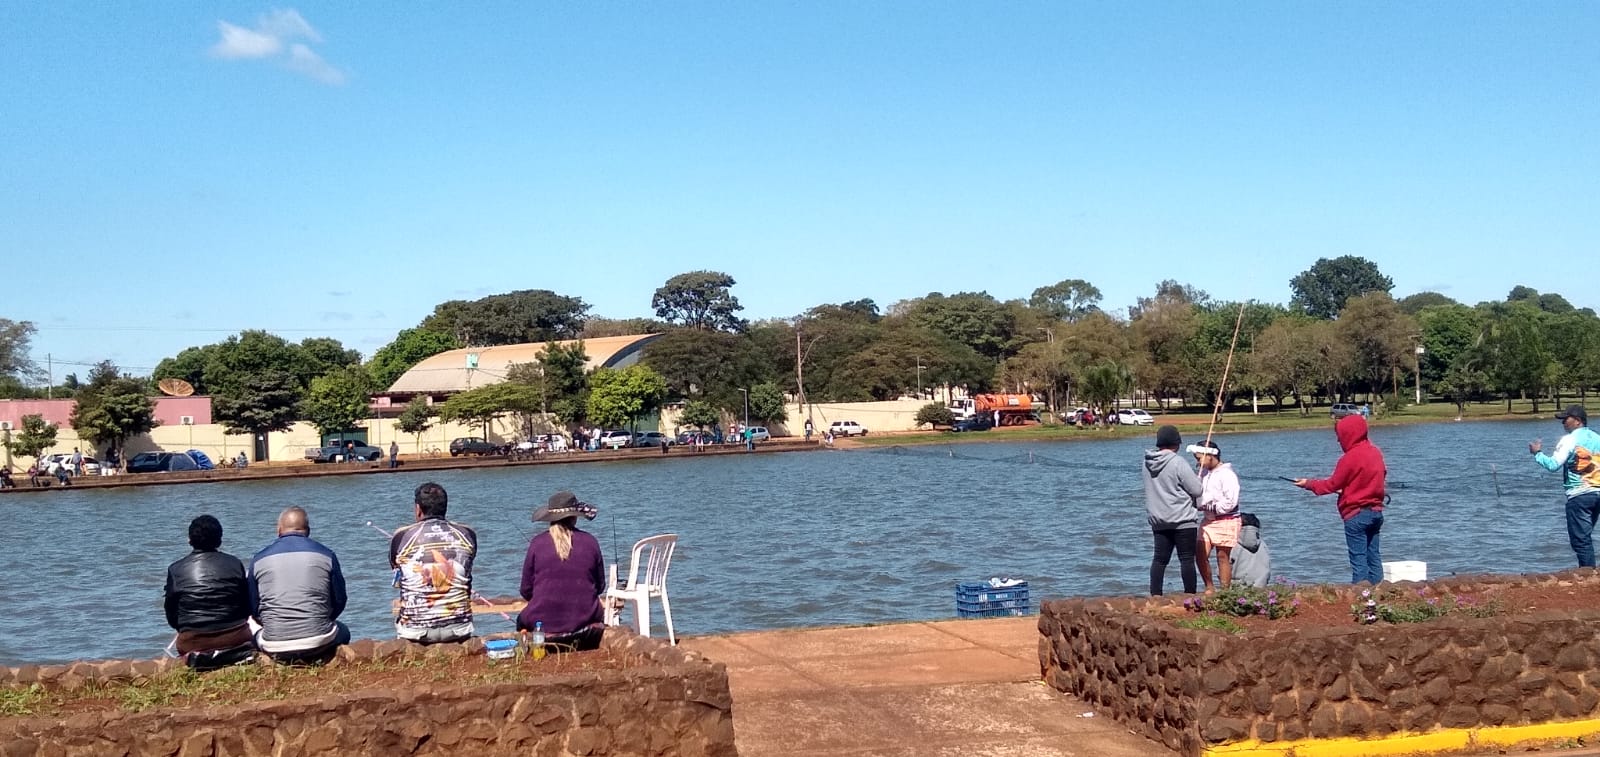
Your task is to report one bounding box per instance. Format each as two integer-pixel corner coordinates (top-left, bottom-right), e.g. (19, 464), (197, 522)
(518, 529), (605, 635)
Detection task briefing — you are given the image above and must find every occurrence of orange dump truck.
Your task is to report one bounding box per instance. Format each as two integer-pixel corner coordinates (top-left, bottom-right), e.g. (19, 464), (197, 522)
(949, 394), (1041, 426)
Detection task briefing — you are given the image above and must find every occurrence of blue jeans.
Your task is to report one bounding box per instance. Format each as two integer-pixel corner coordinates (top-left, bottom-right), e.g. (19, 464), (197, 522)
(1343, 509), (1383, 584)
(1566, 492), (1600, 567)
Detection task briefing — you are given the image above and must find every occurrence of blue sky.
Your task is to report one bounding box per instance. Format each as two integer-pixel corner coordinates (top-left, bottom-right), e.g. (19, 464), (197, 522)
(3, 3), (1597, 377)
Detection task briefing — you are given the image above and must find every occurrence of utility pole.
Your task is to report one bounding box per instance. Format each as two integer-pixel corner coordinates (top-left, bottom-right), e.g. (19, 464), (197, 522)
(1037, 328), (1055, 414)
(46, 353), (52, 399)
(915, 356), (924, 398)
(795, 329), (807, 423)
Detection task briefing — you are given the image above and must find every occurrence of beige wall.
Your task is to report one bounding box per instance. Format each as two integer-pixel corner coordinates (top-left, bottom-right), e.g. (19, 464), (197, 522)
(661, 399), (933, 437)
(2, 399), (941, 470)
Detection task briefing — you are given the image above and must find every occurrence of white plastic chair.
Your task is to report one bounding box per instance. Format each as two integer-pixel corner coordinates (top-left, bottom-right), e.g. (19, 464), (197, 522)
(602, 533), (678, 644)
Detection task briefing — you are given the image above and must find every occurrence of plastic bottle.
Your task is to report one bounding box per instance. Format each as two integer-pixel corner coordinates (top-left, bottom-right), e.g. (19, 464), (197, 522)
(531, 621), (546, 661)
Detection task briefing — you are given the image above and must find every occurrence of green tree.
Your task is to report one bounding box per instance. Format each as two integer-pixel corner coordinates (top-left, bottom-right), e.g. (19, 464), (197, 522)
(296, 337), (362, 385)
(302, 366), (374, 437)
(151, 344), (220, 395)
(367, 328), (459, 389)
(1247, 317), (1323, 413)
(213, 370), (302, 441)
(1417, 305), (1483, 386)
(906, 291), (1017, 362)
(1289, 255), (1394, 319)
(915, 402), (955, 429)
(1478, 302), (1550, 413)
(586, 365), (669, 429)
(746, 382), (788, 425)
(678, 400), (719, 429)
(535, 341), (591, 425)
(1433, 361), (1487, 419)
(1335, 293), (1418, 401)
(420, 289), (591, 346)
(642, 329), (773, 409)
(3, 414), (57, 461)
(830, 325), (992, 401)
(395, 398), (437, 450)
(1078, 362), (1134, 421)
(581, 317), (668, 338)
(652, 271), (746, 332)
(0, 319), (41, 388)
(1029, 279), (1103, 322)
(437, 383), (542, 438)
(1398, 291), (1459, 315)
(69, 365), (158, 457)
(1130, 283), (1201, 408)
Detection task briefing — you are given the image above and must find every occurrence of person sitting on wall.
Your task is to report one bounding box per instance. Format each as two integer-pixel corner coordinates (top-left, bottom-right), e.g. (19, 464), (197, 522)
(0, 468), (14, 489)
(235, 452), (248, 469)
(390, 482), (477, 644)
(248, 507), (350, 663)
(164, 515), (255, 669)
(517, 492), (607, 652)
(26, 464), (41, 487)
(54, 463), (71, 486)
(1230, 513), (1272, 589)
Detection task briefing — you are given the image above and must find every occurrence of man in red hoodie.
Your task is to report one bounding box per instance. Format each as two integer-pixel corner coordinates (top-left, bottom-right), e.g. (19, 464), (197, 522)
(1294, 415), (1388, 584)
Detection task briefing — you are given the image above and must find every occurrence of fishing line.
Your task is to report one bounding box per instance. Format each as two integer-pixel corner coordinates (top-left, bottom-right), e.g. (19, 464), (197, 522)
(1203, 302), (1249, 446)
(364, 521), (517, 624)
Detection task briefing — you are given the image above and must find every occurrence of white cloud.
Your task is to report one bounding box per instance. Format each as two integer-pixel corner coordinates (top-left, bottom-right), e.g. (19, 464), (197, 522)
(285, 43), (346, 86)
(211, 21), (282, 59)
(209, 9), (346, 85)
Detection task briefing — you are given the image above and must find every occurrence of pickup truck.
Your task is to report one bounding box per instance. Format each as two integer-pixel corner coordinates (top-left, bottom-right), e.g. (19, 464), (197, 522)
(304, 443), (383, 463)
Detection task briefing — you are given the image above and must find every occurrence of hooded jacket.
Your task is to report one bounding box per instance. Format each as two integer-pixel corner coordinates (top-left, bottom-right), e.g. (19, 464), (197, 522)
(1231, 521), (1271, 588)
(1199, 462), (1240, 520)
(1144, 448), (1203, 529)
(1304, 416), (1387, 520)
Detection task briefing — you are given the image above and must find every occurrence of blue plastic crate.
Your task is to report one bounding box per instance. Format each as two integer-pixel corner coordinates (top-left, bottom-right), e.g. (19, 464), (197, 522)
(955, 581), (1030, 618)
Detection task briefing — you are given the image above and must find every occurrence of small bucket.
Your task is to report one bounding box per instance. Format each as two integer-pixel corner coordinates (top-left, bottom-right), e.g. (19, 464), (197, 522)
(1382, 561), (1427, 583)
(484, 638), (519, 660)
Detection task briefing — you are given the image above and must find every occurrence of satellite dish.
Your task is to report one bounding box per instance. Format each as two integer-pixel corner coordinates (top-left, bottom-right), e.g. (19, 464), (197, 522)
(158, 378), (196, 397)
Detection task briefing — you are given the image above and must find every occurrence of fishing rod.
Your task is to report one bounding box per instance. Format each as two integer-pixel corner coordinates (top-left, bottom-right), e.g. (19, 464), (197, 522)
(1203, 301), (1248, 448)
(364, 521), (517, 624)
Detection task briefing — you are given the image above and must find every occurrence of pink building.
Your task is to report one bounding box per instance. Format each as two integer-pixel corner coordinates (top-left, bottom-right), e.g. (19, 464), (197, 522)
(0, 396), (213, 430)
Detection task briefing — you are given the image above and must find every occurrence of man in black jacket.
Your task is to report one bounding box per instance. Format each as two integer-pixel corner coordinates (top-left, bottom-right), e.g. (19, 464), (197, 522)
(164, 515), (252, 655)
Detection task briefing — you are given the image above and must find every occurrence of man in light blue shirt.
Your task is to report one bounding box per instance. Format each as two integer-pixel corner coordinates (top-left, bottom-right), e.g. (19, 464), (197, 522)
(1531, 405), (1600, 566)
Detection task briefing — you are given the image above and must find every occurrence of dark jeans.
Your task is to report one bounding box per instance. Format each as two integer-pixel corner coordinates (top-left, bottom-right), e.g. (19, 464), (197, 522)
(1150, 526), (1198, 595)
(1566, 492), (1600, 567)
(1344, 509), (1384, 584)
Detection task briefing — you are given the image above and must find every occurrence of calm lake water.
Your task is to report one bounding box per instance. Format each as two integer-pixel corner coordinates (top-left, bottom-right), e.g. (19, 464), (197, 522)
(0, 418), (1575, 665)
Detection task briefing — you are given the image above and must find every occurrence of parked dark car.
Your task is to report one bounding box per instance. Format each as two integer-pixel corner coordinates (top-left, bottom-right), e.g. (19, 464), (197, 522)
(449, 437), (498, 456)
(305, 443), (383, 463)
(127, 451), (201, 474)
(949, 416), (994, 432)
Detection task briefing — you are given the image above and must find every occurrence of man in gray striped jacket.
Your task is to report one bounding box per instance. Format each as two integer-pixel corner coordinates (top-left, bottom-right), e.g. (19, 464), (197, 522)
(247, 507), (349, 662)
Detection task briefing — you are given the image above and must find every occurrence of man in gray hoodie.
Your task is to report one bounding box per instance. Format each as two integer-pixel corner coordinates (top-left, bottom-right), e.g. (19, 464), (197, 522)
(1144, 425), (1202, 595)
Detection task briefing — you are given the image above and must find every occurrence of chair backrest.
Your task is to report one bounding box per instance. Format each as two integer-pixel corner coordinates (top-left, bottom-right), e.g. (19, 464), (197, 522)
(623, 533), (677, 595)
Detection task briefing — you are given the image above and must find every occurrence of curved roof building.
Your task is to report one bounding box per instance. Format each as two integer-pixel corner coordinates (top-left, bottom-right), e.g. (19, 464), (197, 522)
(383, 334), (661, 396)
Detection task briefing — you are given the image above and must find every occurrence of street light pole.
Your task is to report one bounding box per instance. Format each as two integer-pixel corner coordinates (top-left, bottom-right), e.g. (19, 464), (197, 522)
(915, 356), (923, 398)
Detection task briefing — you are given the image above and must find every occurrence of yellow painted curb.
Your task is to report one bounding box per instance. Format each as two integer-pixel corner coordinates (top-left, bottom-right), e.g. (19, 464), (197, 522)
(1200, 717), (1600, 757)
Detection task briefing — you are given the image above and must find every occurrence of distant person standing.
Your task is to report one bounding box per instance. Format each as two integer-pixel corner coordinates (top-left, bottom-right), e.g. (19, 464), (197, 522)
(1295, 415), (1388, 584)
(1531, 405), (1600, 567)
(389, 441), (400, 469)
(1143, 425), (1203, 595)
(71, 448), (84, 476)
(804, 418), (814, 442)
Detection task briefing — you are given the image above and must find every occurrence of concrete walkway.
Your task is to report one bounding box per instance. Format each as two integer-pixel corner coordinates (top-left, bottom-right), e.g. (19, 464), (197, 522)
(680, 617), (1173, 757)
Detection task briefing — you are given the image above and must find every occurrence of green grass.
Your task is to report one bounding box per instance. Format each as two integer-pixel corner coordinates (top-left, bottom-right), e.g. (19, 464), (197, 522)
(857, 398), (1556, 448)
(0, 684), (45, 716)
(1174, 616), (1246, 634)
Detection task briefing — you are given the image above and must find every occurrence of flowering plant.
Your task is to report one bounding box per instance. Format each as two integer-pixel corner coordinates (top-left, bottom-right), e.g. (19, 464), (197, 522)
(1182, 581), (1299, 620)
(1351, 586), (1502, 624)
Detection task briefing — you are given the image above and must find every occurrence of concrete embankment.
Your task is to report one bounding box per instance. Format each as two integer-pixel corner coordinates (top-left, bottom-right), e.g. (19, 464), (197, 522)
(0, 440), (825, 495)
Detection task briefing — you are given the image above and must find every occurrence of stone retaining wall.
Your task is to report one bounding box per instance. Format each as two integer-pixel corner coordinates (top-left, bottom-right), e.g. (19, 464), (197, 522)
(0, 629), (735, 756)
(1039, 572), (1600, 756)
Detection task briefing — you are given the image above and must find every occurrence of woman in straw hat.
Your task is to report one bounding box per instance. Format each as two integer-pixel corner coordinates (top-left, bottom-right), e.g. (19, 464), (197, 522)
(517, 491), (607, 651)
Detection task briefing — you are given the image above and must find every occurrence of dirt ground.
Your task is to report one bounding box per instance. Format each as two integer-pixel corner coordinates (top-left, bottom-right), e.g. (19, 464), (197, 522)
(1155, 580), (1596, 633)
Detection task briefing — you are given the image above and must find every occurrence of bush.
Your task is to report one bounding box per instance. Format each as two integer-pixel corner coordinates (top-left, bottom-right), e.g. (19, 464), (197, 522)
(915, 403), (955, 429)
(1352, 586), (1503, 624)
(1183, 582), (1299, 620)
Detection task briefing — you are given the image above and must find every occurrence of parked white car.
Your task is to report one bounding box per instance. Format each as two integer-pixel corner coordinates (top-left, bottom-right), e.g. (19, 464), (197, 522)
(598, 430), (634, 450)
(1116, 409), (1155, 426)
(828, 420), (868, 437)
(41, 454), (101, 475)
